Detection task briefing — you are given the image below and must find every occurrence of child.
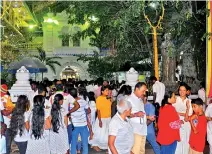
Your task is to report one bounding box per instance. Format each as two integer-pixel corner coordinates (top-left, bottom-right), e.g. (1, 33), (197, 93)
(205, 99), (212, 154)
(49, 94), (69, 154)
(157, 92), (181, 154)
(9, 95), (30, 154)
(189, 98), (207, 154)
(26, 95), (50, 154)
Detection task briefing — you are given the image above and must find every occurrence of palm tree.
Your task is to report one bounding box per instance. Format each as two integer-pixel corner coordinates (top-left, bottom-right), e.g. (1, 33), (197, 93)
(33, 47), (62, 80)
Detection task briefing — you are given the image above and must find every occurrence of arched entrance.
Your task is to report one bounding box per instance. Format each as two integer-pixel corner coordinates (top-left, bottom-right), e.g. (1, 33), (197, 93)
(59, 61), (89, 80)
(60, 66), (80, 80)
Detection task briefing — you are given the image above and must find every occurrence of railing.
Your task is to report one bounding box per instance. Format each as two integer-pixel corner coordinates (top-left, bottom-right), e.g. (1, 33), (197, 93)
(17, 43), (43, 50)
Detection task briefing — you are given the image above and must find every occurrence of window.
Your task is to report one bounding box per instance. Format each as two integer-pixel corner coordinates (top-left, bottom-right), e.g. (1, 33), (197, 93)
(62, 34), (70, 46)
(73, 35), (80, 47)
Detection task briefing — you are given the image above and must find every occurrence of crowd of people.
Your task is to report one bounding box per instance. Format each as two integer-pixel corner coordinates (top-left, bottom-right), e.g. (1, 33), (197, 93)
(0, 77), (211, 154)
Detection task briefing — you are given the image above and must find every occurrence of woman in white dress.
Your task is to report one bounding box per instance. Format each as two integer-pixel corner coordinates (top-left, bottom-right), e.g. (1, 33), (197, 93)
(9, 95), (30, 154)
(205, 101), (212, 154)
(26, 95), (51, 154)
(172, 84), (193, 154)
(49, 94), (69, 154)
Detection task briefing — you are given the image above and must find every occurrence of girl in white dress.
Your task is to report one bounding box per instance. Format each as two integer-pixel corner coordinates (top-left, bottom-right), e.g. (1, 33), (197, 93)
(205, 101), (212, 154)
(26, 95), (51, 154)
(88, 92), (96, 145)
(49, 94), (69, 154)
(9, 95), (30, 154)
(172, 84), (193, 154)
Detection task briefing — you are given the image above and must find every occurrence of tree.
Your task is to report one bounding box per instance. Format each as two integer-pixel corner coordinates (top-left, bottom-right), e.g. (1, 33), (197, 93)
(66, 1), (152, 78)
(33, 48), (62, 79)
(65, 1), (206, 80)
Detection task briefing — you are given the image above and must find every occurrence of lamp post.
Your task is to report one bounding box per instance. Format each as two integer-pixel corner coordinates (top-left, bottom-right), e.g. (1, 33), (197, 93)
(144, 2), (164, 80)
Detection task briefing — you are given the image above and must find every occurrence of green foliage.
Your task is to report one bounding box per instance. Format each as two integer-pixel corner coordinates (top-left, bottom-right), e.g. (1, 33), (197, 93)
(33, 48), (62, 74)
(66, 1), (206, 80)
(77, 51), (116, 79)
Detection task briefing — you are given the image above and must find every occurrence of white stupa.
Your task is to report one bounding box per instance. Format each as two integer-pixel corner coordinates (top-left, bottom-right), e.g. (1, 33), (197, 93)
(9, 66), (34, 103)
(126, 67), (139, 90)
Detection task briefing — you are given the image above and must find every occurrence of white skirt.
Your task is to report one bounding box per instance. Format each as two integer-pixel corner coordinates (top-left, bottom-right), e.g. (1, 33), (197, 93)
(26, 130), (50, 154)
(175, 121), (191, 154)
(49, 127), (69, 154)
(91, 118), (111, 149)
(207, 123), (212, 145)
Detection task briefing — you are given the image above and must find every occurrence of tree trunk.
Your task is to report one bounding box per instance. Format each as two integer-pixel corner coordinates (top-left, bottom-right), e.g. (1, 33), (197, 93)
(42, 72), (43, 82)
(162, 50), (176, 82)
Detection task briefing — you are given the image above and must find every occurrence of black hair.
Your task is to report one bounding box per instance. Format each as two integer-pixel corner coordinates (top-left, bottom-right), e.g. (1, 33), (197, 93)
(125, 85), (132, 95)
(56, 84), (63, 91)
(101, 85), (109, 93)
(134, 82), (147, 91)
(9, 95), (29, 138)
(117, 85), (127, 96)
(161, 91), (174, 107)
(178, 82), (188, 91)
(187, 85), (191, 91)
(88, 92), (95, 102)
(32, 95), (45, 139)
(149, 76), (157, 81)
(78, 87), (88, 100)
(191, 98), (203, 106)
(30, 81), (38, 86)
(69, 87), (78, 98)
(51, 94), (63, 133)
(38, 85), (46, 95)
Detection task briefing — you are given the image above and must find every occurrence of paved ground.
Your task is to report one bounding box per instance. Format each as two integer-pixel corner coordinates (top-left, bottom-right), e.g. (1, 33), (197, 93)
(10, 142), (209, 154)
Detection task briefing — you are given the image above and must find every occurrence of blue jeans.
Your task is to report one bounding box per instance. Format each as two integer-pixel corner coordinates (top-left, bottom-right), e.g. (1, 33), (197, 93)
(71, 126), (89, 154)
(146, 132), (160, 154)
(5, 128), (12, 154)
(161, 141), (177, 154)
(67, 124), (73, 145)
(15, 141), (27, 154)
(77, 141), (82, 151)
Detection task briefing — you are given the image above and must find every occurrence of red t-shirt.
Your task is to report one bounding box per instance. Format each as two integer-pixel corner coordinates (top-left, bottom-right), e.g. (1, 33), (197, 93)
(189, 115), (207, 152)
(157, 104), (180, 145)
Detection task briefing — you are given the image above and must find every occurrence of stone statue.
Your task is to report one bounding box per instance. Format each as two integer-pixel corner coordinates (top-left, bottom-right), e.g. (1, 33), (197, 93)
(161, 33), (176, 83)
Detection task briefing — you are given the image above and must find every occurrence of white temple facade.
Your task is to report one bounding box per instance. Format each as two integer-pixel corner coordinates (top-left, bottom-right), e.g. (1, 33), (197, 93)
(28, 11), (104, 81)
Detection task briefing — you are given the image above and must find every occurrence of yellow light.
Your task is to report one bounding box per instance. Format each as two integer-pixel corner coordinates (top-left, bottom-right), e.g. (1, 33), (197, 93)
(44, 18), (59, 24)
(47, 18), (53, 23)
(29, 25), (34, 29)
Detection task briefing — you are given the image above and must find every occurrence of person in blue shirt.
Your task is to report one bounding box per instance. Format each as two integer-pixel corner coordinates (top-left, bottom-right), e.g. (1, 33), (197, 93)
(144, 94), (160, 154)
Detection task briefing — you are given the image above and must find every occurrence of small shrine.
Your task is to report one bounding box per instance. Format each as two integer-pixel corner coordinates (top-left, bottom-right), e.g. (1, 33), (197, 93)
(9, 66), (34, 106)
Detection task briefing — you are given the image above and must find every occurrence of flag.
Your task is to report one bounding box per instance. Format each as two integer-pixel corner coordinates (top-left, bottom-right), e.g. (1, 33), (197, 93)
(207, 0), (212, 98)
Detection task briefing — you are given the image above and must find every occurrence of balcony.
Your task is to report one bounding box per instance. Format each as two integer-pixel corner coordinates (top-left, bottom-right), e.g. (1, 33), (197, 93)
(17, 43), (43, 51)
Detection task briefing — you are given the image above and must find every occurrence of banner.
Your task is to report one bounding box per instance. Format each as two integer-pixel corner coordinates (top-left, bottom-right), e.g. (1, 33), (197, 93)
(207, 0), (212, 98)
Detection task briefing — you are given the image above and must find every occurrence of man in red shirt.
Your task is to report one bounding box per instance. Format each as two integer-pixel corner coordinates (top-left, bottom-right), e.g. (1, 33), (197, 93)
(189, 98), (207, 154)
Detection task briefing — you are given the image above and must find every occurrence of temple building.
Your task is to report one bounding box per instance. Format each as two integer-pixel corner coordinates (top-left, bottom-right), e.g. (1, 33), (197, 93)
(1, 1), (103, 81)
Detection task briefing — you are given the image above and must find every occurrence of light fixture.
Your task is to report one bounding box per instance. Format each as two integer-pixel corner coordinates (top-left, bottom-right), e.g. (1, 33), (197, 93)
(149, 2), (159, 9)
(29, 25), (36, 29)
(44, 18), (59, 25)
